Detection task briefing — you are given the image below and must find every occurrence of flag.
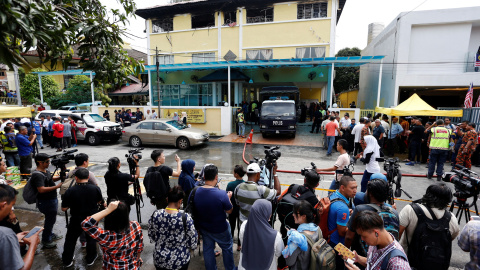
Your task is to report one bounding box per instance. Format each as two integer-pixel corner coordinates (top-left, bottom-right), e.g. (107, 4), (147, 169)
(476, 53), (480, 67)
(465, 82), (474, 108)
(476, 85), (480, 108)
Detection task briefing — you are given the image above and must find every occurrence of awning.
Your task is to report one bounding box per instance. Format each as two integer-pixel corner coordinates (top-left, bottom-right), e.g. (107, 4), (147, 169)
(198, 69), (250, 82)
(375, 94), (463, 117)
(109, 83), (149, 96)
(0, 106), (32, 118)
(260, 86), (299, 94)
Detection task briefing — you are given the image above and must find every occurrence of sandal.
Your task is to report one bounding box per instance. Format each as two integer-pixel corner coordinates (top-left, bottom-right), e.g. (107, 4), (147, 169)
(237, 246), (242, 251)
(215, 250), (221, 256)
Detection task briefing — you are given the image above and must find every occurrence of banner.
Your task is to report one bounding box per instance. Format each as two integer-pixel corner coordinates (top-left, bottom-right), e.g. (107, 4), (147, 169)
(163, 108), (206, 123)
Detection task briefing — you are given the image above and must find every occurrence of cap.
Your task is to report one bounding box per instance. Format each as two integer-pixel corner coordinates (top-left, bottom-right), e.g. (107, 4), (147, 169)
(369, 173), (387, 183)
(246, 163), (261, 173)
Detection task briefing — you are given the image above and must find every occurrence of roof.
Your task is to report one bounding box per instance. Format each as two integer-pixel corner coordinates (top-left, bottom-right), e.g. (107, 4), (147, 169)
(375, 94), (463, 117)
(109, 83), (149, 96)
(137, 0), (347, 22)
(23, 46), (147, 62)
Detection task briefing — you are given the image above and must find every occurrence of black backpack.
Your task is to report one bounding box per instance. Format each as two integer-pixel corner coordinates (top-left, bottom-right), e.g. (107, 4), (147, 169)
(277, 184), (316, 229)
(143, 166), (168, 201)
(407, 203), (452, 270)
(185, 186), (201, 229)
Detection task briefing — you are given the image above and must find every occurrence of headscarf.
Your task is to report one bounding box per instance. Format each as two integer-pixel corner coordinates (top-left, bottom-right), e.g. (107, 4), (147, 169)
(364, 135), (380, 160)
(172, 112), (179, 121)
(178, 159), (195, 194)
(242, 199), (277, 270)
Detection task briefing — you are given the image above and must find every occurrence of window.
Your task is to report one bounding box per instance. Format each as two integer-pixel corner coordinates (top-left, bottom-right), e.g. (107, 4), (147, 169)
(246, 49), (273, 60)
(154, 122), (168, 130)
(0, 71), (6, 76)
(192, 13), (215, 29)
(156, 55), (174, 65)
(297, 3), (328, 19)
(153, 84), (213, 107)
(296, 47), (326, 58)
(192, 52), (216, 63)
(152, 18), (173, 33)
(137, 122), (153, 130)
(223, 11), (237, 26)
(246, 7), (273, 24)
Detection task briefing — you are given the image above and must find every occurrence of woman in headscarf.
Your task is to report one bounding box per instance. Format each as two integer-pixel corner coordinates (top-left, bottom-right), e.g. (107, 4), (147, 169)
(178, 159), (196, 208)
(181, 112), (187, 125)
(172, 112), (180, 121)
(238, 199), (283, 270)
(356, 135), (381, 192)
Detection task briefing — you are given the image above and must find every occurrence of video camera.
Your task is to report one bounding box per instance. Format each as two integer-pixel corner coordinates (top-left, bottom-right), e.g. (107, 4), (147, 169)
(250, 145), (281, 189)
(125, 148), (143, 166)
(50, 149), (78, 170)
(125, 148), (143, 222)
(264, 145), (281, 168)
(383, 157), (411, 204)
(301, 162), (317, 176)
(443, 164), (480, 199)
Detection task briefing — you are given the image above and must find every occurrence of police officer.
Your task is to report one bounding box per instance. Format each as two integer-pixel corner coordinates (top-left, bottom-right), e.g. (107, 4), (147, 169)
(426, 119), (452, 181)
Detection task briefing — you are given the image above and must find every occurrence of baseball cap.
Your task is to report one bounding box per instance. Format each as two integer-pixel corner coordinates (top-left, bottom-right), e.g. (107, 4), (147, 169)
(247, 163), (261, 173)
(370, 173), (387, 183)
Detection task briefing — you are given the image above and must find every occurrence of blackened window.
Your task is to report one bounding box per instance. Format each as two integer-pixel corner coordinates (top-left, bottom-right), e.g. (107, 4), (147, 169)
(152, 18), (173, 33)
(246, 7), (273, 24)
(297, 3), (328, 19)
(192, 13), (215, 29)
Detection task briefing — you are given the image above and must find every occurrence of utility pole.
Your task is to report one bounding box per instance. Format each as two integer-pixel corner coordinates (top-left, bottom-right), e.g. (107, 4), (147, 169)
(13, 65), (22, 106)
(156, 47), (161, 118)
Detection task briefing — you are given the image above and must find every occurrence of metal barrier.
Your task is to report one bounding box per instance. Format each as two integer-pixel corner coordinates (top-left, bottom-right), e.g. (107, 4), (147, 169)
(438, 107), (480, 132)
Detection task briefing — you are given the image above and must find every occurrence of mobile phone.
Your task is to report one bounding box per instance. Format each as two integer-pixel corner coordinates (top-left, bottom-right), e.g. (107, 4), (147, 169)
(334, 243), (355, 259)
(472, 216), (480, 221)
(285, 225), (291, 230)
(23, 226), (42, 239)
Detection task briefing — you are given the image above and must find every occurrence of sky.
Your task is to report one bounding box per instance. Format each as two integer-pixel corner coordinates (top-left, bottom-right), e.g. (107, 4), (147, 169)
(103, 0), (480, 55)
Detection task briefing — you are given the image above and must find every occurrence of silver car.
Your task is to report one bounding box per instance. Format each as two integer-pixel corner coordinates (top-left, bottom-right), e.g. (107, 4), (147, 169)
(122, 119), (209, 150)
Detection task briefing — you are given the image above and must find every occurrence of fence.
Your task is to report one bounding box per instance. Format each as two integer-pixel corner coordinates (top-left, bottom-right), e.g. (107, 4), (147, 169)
(360, 109), (375, 118)
(0, 97), (18, 105)
(437, 107), (480, 132)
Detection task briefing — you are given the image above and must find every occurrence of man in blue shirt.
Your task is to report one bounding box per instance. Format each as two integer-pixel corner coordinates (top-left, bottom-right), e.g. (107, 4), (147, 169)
(191, 164), (234, 270)
(327, 175), (357, 268)
(15, 126), (36, 180)
(373, 119), (385, 150)
(387, 117), (404, 157)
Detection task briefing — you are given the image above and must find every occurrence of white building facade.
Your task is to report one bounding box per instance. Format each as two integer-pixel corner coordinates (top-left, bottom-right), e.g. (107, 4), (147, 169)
(359, 7), (480, 109)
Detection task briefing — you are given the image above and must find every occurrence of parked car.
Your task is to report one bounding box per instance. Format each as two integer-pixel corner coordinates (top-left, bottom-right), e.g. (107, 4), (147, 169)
(35, 110), (122, 146)
(59, 105), (78, 111)
(122, 119), (209, 150)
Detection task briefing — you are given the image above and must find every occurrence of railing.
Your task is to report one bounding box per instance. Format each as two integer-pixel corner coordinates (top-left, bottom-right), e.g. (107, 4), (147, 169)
(360, 109), (375, 118)
(0, 97), (18, 105)
(465, 52), (480, 73)
(437, 107), (480, 132)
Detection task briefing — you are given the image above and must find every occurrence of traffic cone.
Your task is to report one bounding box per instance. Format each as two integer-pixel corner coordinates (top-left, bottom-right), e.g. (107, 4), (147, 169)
(246, 129), (254, 144)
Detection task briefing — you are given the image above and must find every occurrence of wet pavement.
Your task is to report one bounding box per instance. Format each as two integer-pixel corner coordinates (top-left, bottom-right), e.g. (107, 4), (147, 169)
(10, 126), (478, 269)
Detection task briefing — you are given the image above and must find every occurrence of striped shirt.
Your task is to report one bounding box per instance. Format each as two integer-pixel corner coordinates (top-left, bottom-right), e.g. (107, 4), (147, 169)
(234, 181), (277, 222)
(458, 220), (480, 270)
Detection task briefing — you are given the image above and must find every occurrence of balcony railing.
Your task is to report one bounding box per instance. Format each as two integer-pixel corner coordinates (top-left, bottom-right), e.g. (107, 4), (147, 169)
(465, 51), (480, 73)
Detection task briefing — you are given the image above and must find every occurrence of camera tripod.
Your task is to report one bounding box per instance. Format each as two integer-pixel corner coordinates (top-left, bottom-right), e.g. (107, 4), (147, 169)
(449, 195), (479, 224)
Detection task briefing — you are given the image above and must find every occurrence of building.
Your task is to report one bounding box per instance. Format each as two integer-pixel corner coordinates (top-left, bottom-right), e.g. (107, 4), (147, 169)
(136, 0), (348, 107)
(359, 7), (480, 110)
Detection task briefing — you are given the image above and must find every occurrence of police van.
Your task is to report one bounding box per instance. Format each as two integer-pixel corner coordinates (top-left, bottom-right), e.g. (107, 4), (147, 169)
(259, 99), (297, 138)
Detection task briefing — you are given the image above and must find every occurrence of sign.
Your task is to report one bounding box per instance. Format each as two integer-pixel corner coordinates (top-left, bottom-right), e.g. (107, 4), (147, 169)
(163, 108), (206, 123)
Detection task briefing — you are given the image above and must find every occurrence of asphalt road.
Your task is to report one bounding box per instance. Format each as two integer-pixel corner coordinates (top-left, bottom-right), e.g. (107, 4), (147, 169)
(13, 139), (477, 269)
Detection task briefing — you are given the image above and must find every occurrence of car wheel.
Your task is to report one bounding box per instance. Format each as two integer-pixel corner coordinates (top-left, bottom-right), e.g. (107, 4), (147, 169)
(177, 137), (190, 150)
(129, 136), (142, 147)
(86, 133), (100, 146)
(291, 132), (296, 139)
(262, 132), (267, 138)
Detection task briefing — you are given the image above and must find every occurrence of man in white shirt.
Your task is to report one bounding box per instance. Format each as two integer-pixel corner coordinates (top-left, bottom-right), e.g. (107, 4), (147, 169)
(351, 118), (365, 156)
(146, 109), (153, 120)
(381, 114), (390, 138)
(340, 113), (352, 132)
(152, 110), (158, 119)
(316, 139), (350, 192)
(0, 119), (13, 132)
(321, 114), (331, 150)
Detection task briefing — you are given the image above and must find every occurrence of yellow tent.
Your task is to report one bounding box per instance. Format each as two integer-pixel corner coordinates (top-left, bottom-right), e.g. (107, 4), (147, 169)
(0, 106), (33, 118)
(375, 94), (463, 117)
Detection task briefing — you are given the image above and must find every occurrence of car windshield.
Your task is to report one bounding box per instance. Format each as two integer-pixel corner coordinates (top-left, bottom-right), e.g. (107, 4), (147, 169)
(261, 103), (296, 117)
(83, 114), (106, 123)
(167, 120), (187, 130)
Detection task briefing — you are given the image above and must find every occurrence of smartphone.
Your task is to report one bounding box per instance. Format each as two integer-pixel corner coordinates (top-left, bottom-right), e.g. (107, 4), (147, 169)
(334, 243), (355, 260)
(23, 226), (42, 239)
(472, 216), (480, 221)
(285, 225), (291, 230)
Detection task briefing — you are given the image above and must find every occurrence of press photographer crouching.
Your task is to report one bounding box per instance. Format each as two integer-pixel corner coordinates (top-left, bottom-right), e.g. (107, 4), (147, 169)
(105, 156), (140, 210)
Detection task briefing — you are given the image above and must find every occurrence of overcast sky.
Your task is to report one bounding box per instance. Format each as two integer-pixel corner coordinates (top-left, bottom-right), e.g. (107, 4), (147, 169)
(104, 0), (480, 55)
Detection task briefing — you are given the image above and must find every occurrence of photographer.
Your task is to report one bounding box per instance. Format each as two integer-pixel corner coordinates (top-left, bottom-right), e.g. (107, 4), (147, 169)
(105, 157), (140, 208)
(398, 183), (459, 270)
(30, 153), (63, 249)
(316, 139), (350, 192)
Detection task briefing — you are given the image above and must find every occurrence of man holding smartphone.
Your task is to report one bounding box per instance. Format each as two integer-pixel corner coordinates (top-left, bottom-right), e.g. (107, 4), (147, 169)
(0, 184), (43, 270)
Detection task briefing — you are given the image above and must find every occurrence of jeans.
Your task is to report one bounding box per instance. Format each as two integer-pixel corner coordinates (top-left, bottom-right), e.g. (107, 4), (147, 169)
(37, 198), (58, 243)
(63, 136), (71, 148)
(361, 170), (374, 193)
(329, 178), (339, 196)
(4, 152), (20, 167)
(36, 134), (43, 147)
(19, 154), (32, 180)
(62, 216), (97, 264)
(238, 122), (245, 137)
(428, 149), (448, 177)
(201, 225), (235, 270)
(228, 207), (241, 247)
(387, 138), (397, 156)
(354, 142), (361, 156)
(409, 140), (421, 162)
(327, 136), (335, 154)
(311, 120), (321, 133)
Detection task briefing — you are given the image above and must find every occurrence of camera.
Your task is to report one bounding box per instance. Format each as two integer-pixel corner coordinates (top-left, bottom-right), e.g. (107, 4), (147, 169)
(50, 149), (78, 168)
(301, 162), (317, 176)
(443, 164), (480, 199)
(383, 157), (411, 204)
(125, 148), (143, 166)
(264, 145), (281, 168)
(250, 146), (281, 189)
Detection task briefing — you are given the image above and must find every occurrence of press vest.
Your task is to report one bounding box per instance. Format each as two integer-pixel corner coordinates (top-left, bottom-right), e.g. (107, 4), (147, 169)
(429, 127), (450, 150)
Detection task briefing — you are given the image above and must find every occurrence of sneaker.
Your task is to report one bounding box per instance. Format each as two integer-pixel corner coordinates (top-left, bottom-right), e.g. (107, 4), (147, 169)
(86, 254), (98, 266)
(51, 233), (63, 241)
(65, 255), (75, 268)
(81, 241), (86, 248)
(41, 147), (44, 149)
(42, 241), (57, 249)
(405, 161), (415, 166)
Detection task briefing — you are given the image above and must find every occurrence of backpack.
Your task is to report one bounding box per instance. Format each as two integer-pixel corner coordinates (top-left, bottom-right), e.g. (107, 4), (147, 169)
(23, 171), (41, 204)
(6, 133), (17, 148)
(143, 166), (168, 201)
(381, 248), (408, 270)
(60, 171), (77, 197)
(185, 186), (200, 229)
(277, 184), (317, 229)
(317, 196), (348, 242)
(301, 230), (336, 270)
(407, 203), (452, 270)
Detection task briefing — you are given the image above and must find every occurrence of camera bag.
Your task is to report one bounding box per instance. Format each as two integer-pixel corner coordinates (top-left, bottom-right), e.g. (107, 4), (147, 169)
(23, 171), (41, 204)
(277, 184), (316, 229)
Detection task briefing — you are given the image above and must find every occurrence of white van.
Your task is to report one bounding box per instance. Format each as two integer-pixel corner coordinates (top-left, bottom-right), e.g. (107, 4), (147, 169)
(35, 110), (122, 146)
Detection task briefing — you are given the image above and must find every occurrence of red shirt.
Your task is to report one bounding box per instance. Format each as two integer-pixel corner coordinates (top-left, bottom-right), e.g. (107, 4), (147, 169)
(326, 121), (338, 137)
(52, 122), (64, 138)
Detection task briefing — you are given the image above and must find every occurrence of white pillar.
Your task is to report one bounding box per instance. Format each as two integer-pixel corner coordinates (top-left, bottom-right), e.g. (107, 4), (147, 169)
(238, 8), (243, 60)
(227, 66), (231, 106)
(234, 81), (239, 105)
(329, 63), (334, 107)
(376, 59), (384, 108)
(90, 72), (95, 104)
(148, 70), (153, 106)
(38, 74), (44, 104)
(212, 82), (217, 106)
(217, 12), (222, 61)
(13, 65), (21, 106)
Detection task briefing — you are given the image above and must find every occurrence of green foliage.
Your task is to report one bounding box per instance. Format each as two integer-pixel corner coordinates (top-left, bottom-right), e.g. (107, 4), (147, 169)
(334, 47), (362, 93)
(20, 68), (60, 103)
(0, 0), (144, 86)
(63, 75), (101, 104)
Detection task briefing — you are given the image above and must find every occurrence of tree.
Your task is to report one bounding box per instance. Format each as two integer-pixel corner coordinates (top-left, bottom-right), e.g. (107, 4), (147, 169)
(20, 68), (60, 103)
(0, 0), (144, 87)
(334, 47), (361, 93)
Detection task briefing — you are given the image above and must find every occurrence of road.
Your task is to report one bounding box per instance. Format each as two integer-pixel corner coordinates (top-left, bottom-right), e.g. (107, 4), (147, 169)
(12, 139), (476, 269)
